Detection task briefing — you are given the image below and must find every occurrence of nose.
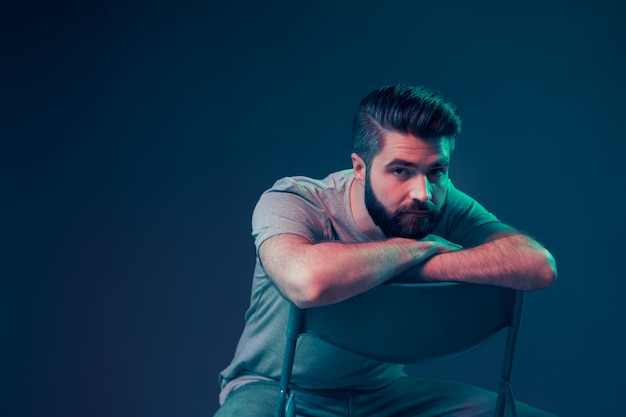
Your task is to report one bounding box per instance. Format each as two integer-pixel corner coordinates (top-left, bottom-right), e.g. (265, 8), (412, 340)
(409, 175), (432, 203)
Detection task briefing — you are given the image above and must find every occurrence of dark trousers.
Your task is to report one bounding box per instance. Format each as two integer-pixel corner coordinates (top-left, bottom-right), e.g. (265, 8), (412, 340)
(214, 376), (558, 417)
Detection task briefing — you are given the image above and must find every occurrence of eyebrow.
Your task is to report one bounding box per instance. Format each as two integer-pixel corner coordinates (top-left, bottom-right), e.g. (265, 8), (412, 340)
(385, 158), (450, 169)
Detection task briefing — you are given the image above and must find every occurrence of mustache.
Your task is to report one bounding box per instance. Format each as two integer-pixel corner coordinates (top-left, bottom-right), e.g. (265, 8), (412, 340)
(395, 200), (438, 214)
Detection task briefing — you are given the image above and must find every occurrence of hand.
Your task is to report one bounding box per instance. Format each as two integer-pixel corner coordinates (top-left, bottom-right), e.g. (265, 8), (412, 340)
(419, 234), (463, 255)
(387, 235), (462, 283)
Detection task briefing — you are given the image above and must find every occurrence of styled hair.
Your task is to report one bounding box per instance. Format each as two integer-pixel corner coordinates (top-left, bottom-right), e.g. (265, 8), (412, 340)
(352, 84), (462, 165)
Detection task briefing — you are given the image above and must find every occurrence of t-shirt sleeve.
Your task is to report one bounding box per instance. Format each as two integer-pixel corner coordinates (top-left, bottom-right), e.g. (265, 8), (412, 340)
(436, 183), (506, 247)
(251, 183), (329, 252)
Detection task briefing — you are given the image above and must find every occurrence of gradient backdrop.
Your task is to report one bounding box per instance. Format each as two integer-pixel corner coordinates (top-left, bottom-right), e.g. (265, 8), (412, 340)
(4, 1), (625, 416)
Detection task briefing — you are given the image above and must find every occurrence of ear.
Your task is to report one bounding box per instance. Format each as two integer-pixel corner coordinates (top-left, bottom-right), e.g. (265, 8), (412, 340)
(351, 153), (366, 185)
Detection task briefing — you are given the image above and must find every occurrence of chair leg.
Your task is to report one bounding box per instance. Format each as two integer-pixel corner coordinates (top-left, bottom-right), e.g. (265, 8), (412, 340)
(285, 391), (295, 417)
(276, 305), (303, 417)
(494, 380), (517, 417)
(275, 390), (295, 417)
(275, 389), (287, 417)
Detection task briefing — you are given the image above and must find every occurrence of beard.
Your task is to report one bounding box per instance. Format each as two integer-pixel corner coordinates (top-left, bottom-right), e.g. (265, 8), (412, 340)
(363, 174), (444, 239)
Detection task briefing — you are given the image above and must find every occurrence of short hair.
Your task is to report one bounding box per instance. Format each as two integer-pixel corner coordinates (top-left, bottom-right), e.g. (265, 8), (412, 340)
(352, 84), (462, 166)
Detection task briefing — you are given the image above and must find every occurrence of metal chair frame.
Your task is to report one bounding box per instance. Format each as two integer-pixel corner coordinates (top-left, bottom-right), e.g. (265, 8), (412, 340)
(275, 282), (524, 417)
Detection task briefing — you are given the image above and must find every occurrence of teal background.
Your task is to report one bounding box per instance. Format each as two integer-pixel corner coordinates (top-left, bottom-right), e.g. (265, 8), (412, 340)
(4, 1), (625, 416)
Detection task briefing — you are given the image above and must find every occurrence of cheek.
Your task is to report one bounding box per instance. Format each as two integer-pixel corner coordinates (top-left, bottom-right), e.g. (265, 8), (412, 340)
(371, 178), (400, 205)
(432, 184), (449, 206)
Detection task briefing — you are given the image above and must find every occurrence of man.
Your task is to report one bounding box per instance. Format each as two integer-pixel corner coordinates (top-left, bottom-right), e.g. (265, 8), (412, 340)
(215, 84), (557, 416)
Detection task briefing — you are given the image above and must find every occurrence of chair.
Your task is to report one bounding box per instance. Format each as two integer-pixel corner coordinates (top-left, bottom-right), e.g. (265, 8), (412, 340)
(275, 282), (524, 417)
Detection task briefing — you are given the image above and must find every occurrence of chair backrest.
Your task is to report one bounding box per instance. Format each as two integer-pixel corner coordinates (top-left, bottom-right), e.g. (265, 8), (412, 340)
(302, 282), (522, 363)
(276, 282), (524, 417)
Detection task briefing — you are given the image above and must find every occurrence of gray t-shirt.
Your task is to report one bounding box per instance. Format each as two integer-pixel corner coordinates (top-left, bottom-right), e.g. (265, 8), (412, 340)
(218, 169), (501, 402)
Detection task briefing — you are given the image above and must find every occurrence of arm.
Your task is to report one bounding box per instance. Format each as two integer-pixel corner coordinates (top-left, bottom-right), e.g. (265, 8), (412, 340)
(259, 233), (460, 308)
(417, 226), (557, 291)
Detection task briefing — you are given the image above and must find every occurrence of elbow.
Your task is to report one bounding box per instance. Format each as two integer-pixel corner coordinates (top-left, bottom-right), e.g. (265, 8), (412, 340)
(530, 249), (558, 290)
(288, 264), (353, 308)
(533, 265), (556, 290)
(543, 252), (558, 287)
(290, 286), (323, 309)
(284, 266), (331, 309)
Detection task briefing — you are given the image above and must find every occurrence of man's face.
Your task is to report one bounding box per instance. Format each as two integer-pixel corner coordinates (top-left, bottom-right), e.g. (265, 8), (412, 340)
(363, 132), (452, 239)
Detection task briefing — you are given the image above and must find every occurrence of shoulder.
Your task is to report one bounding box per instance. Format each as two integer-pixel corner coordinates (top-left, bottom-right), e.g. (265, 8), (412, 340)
(251, 170), (354, 246)
(269, 169), (354, 196)
(443, 181), (492, 213)
(435, 181), (502, 245)
(258, 170), (353, 210)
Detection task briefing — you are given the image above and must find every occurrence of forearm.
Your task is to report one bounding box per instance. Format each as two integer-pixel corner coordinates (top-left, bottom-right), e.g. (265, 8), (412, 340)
(298, 240), (423, 305)
(419, 233), (557, 290)
(260, 234), (451, 308)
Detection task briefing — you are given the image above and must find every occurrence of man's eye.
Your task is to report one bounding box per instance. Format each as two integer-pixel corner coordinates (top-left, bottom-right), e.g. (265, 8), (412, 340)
(428, 167), (447, 178)
(392, 168), (410, 176)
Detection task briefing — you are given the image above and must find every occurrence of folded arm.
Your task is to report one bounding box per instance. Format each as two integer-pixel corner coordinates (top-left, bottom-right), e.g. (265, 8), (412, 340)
(258, 233), (458, 308)
(260, 225), (556, 308)
(415, 225), (557, 291)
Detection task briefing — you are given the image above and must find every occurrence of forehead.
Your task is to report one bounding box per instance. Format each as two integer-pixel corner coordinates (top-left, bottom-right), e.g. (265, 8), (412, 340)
(374, 131), (452, 166)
